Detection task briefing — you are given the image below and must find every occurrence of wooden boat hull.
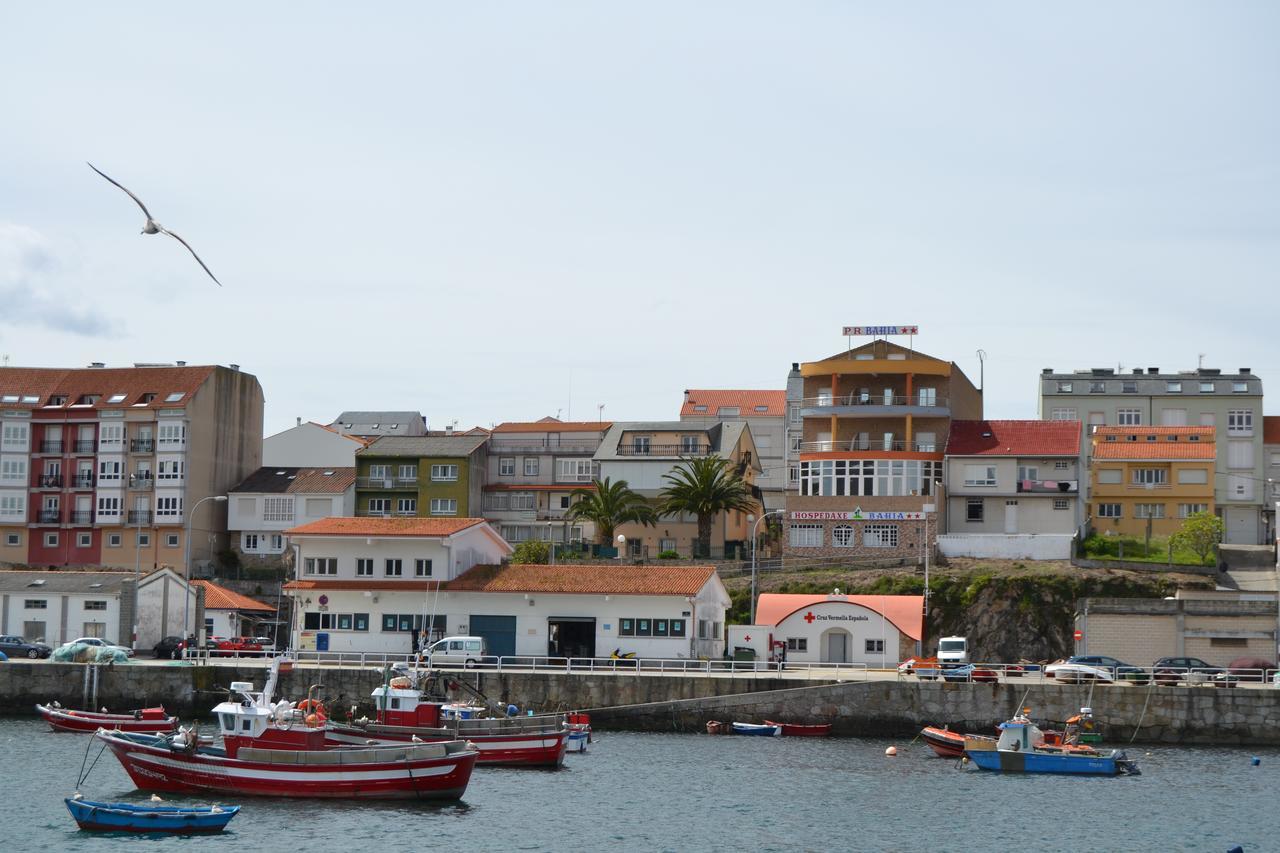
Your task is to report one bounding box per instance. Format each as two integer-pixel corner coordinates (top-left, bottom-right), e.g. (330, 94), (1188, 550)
(65, 798), (239, 833)
(764, 720), (832, 737)
(325, 722), (567, 767)
(731, 723), (781, 737)
(97, 730), (477, 799)
(38, 704), (177, 734)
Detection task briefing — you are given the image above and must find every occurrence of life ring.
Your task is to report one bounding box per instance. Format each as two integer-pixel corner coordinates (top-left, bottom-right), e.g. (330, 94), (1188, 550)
(297, 699), (328, 725)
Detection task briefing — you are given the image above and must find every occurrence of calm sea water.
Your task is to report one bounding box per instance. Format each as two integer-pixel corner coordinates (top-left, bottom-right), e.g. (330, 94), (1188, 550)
(2, 718), (1277, 852)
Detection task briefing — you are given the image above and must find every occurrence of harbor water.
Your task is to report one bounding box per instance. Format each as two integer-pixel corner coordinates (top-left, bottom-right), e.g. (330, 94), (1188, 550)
(3, 718), (1278, 852)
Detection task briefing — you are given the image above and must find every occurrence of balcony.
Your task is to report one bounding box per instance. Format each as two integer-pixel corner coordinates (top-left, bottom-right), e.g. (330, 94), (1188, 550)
(37, 510), (61, 524)
(356, 476), (419, 489)
(130, 438), (155, 453)
(799, 440), (942, 454)
(35, 474), (63, 488)
(1126, 482), (1172, 490)
(69, 510), (94, 525)
(39, 441), (63, 454)
(73, 440), (96, 454)
(128, 475), (154, 490)
(488, 438), (602, 455)
(799, 394), (950, 418)
(127, 510), (152, 525)
(1017, 479), (1079, 494)
(72, 474), (95, 489)
(616, 444), (712, 457)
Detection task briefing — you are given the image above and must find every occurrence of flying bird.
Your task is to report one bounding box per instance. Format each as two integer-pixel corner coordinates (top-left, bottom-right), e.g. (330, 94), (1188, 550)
(86, 162), (222, 286)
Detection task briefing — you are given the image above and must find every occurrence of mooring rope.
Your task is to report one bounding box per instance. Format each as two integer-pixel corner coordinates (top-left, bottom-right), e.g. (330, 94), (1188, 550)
(76, 740), (109, 790)
(1129, 678), (1157, 744)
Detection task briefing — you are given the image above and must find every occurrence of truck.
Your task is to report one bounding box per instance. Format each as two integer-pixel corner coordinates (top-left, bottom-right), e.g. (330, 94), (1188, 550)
(937, 636), (969, 668)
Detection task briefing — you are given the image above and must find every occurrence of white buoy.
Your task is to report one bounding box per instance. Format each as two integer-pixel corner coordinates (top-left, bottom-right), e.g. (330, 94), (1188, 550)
(885, 746), (898, 756)
(150, 794), (163, 802)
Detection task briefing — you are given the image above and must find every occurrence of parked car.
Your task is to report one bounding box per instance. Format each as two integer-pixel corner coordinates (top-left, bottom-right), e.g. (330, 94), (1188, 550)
(1152, 657), (1233, 686)
(152, 636), (187, 659)
(0, 634), (53, 659)
(210, 636), (264, 656)
(424, 636), (488, 668)
(1048, 655), (1148, 684)
(71, 637), (135, 658)
(1226, 656), (1276, 683)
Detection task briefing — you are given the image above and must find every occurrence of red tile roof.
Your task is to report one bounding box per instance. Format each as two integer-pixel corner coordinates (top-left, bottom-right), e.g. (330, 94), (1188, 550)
(1094, 426), (1216, 437)
(755, 594), (924, 641)
(947, 420), (1081, 457)
(285, 517), (486, 537)
(491, 420), (612, 433)
(284, 580), (442, 591)
(680, 390), (786, 417)
(1264, 416), (1280, 445)
(444, 563), (718, 596)
(287, 468), (357, 493)
(192, 580), (276, 612)
(0, 365), (216, 410)
(1092, 441), (1217, 460)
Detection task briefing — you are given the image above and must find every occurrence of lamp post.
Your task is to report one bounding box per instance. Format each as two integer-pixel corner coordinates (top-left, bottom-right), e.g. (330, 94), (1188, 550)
(615, 533), (626, 561)
(183, 494), (227, 640)
(749, 509), (783, 625)
(547, 522), (555, 565)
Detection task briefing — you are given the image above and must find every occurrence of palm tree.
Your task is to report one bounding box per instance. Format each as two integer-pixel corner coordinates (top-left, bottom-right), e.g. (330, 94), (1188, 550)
(565, 477), (657, 546)
(658, 456), (758, 558)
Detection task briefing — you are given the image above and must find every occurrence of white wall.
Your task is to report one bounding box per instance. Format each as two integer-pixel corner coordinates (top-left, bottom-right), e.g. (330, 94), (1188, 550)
(136, 570), (199, 648)
(0, 591), (122, 646)
(292, 525), (509, 583)
(264, 424), (359, 467)
(772, 600), (905, 666)
(937, 533), (1075, 560)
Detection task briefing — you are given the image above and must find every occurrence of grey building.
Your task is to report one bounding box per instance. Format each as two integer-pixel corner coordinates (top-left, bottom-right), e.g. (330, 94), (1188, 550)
(1038, 366), (1265, 544)
(328, 411), (427, 438)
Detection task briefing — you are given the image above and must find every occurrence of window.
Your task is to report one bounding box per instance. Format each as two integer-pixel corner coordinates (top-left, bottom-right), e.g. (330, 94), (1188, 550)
(96, 496), (121, 516)
(430, 498), (457, 515)
(1056, 382), (1073, 393)
(1122, 381), (1137, 394)
(556, 459), (597, 482)
(263, 497), (293, 522)
(398, 464), (418, 482)
(243, 533), (259, 551)
(1116, 409), (1142, 426)
(156, 497), (182, 517)
(1017, 465), (1039, 483)
(788, 524), (823, 548)
(415, 559), (432, 577)
(1134, 503), (1165, 519)
(1054, 461), (1070, 470)
(1, 422), (28, 449)
(832, 525), (854, 547)
(1096, 504), (1122, 518)
(85, 600), (107, 611)
(98, 423), (123, 446)
(106, 533), (121, 547)
(1227, 410), (1253, 436)
(511, 492), (535, 510)
(786, 638), (808, 652)
(523, 457), (539, 476)
(865, 639), (885, 653)
(76, 532), (91, 548)
(1161, 409), (1187, 427)
(864, 523), (898, 548)
(305, 497), (330, 517)
(157, 460), (184, 481)
(1088, 382), (1105, 394)
(1227, 441), (1253, 470)
(1199, 381), (1215, 393)
(0, 459), (25, 482)
(0, 495), (24, 518)
(789, 404), (801, 423)
(1199, 413), (1215, 428)
(5, 533), (20, 547)
(304, 557), (337, 575)
(499, 458), (515, 476)
(1166, 381), (1182, 393)
(164, 392), (185, 403)
(431, 464), (459, 481)
(1179, 504), (1209, 518)
(1232, 381), (1249, 393)
(97, 460), (121, 481)
(966, 499), (984, 522)
(1178, 468), (1208, 485)
(270, 534), (283, 551)
(963, 465), (997, 487)
(157, 423), (185, 446)
(631, 436), (651, 454)
(1049, 408), (1076, 421)
(718, 406), (740, 417)
(367, 498), (390, 515)
(1132, 468), (1167, 485)
(24, 599), (47, 609)
(397, 498), (417, 515)
(1228, 474), (1254, 500)
(385, 558), (403, 576)
(368, 464), (390, 482)
(1053, 498), (1069, 510)
(165, 534), (180, 547)
(137, 533), (150, 547)
(356, 558), (374, 576)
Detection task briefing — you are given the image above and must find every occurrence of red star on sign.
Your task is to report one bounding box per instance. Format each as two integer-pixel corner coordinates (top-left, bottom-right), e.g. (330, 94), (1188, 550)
(804, 611), (815, 624)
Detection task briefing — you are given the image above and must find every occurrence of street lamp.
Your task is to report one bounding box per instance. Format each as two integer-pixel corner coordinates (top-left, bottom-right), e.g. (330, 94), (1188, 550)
(183, 494), (227, 640)
(615, 533), (626, 561)
(547, 522), (555, 565)
(749, 509), (783, 624)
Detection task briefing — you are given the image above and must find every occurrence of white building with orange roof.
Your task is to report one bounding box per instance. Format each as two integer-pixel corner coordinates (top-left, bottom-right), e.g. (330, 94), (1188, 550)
(191, 579), (277, 641)
(680, 389), (786, 511)
(732, 592), (924, 665)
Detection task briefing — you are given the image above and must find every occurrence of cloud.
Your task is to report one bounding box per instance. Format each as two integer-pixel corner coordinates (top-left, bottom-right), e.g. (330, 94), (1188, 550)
(0, 223), (119, 337)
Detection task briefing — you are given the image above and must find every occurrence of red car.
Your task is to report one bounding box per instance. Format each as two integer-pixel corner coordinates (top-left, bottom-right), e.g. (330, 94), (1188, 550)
(210, 636), (264, 656)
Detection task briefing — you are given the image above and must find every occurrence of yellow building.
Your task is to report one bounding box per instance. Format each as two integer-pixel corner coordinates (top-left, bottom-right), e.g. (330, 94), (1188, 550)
(1089, 426), (1216, 537)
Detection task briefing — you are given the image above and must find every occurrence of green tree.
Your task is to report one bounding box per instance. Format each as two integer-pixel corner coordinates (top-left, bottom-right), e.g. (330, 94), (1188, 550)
(1170, 510), (1225, 566)
(658, 456), (758, 558)
(565, 477), (657, 546)
(511, 540), (551, 564)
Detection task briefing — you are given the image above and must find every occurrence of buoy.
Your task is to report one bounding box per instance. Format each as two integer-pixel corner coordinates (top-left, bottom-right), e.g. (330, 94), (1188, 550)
(1251, 756), (1261, 766)
(885, 746), (897, 756)
(150, 794), (163, 802)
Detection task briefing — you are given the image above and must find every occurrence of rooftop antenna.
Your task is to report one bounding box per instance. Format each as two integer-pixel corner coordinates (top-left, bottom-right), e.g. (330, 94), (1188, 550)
(0, 354), (9, 367)
(597, 403), (605, 423)
(1198, 353), (1206, 370)
(555, 408), (562, 420)
(975, 349), (986, 392)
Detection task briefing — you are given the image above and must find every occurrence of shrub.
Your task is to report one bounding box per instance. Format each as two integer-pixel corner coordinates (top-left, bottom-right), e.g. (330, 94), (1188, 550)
(512, 540), (551, 565)
(657, 550), (681, 559)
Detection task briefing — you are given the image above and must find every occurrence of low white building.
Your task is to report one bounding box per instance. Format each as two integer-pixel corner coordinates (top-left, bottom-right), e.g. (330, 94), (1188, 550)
(191, 579), (276, 640)
(736, 592), (924, 666)
(283, 516), (728, 658)
(228, 467), (356, 562)
(264, 420), (371, 467)
(135, 567), (202, 648)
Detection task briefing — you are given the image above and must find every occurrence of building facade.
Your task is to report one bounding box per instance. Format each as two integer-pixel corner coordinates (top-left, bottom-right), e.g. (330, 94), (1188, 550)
(0, 363), (263, 571)
(679, 390), (786, 511)
(745, 593), (924, 665)
(1089, 426), (1216, 539)
(1039, 366), (1264, 543)
(783, 340), (982, 560)
(328, 411), (426, 439)
(355, 435), (487, 519)
(191, 579), (276, 640)
(1265, 416), (1280, 544)
(263, 420), (369, 467)
(227, 467), (356, 565)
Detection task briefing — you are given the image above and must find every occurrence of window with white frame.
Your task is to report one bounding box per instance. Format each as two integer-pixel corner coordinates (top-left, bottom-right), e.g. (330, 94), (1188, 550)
(1132, 468), (1167, 485)
(430, 498), (457, 515)
(157, 459), (183, 481)
(966, 498), (984, 522)
(1166, 381), (1182, 393)
(415, 558), (432, 577)
(368, 464), (389, 481)
(1017, 465), (1039, 482)
(1050, 408), (1077, 421)
(76, 532), (91, 548)
(1178, 468), (1208, 485)
(1054, 460), (1070, 470)
(242, 533), (259, 551)
(398, 464), (418, 482)
(397, 498), (417, 514)
(0, 495), (23, 519)
(789, 434), (802, 453)
(44, 533), (58, 547)
(262, 497), (293, 522)
(6, 533), (21, 547)
(356, 558), (374, 576)
(1227, 410), (1253, 436)
(864, 523), (899, 548)
(1116, 409), (1142, 426)
(1227, 441), (1253, 470)
(97, 460), (121, 481)
(555, 459), (596, 482)
(511, 492), (535, 510)
(367, 498), (390, 515)
(789, 404), (801, 424)
(106, 533), (121, 547)
(786, 638), (807, 652)
(523, 457), (539, 476)
(1056, 381), (1073, 393)
(1053, 498), (1069, 510)
(157, 423), (186, 447)
(788, 524), (823, 548)
(1228, 474), (1254, 500)
(1232, 381), (1249, 393)
(866, 639), (885, 653)
(165, 533), (180, 547)
(963, 465), (997, 487)
(99, 423), (123, 446)
(1, 422), (28, 450)
(1088, 381), (1106, 394)
(485, 492), (510, 511)
(1096, 503), (1122, 518)
(1121, 380), (1137, 393)
(156, 496), (182, 517)
(1199, 381), (1215, 393)
(431, 464), (459, 481)
(269, 534), (283, 551)
(499, 458), (515, 476)
(385, 558), (403, 577)
(304, 557), (337, 575)
(137, 532), (150, 547)
(1134, 503), (1165, 519)
(1179, 503), (1209, 518)
(96, 496), (121, 517)
(832, 525), (854, 547)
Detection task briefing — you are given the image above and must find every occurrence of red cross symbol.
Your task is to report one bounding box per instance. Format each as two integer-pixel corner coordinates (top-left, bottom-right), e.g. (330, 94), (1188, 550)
(744, 634), (751, 642)
(804, 611), (816, 624)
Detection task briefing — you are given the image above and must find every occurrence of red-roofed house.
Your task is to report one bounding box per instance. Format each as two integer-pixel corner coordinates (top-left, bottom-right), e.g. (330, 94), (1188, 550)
(1089, 426), (1216, 538)
(732, 592), (924, 665)
(941, 420), (1084, 559)
(192, 579), (276, 641)
(680, 390), (787, 511)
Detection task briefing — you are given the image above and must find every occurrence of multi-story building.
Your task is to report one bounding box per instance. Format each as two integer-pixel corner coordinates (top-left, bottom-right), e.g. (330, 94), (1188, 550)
(1089, 426), (1216, 538)
(354, 435), (487, 519)
(940, 420), (1083, 559)
(0, 363), (263, 571)
(1039, 366), (1264, 543)
(227, 466), (356, 565)
(481, 418), (609, 545)
(783, 340), (982, 560)
(1265, 416), (1280, 544)
(264, 419), (369, 467)
(328, 411), (427, 439)
(593, 420), (761, 558)
(679, 390), (786, 511)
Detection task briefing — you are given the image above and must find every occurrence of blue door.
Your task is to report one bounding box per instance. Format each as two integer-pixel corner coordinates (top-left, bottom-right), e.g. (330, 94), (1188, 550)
(316, 633), (329, 652)
(469, 615), (516, 658)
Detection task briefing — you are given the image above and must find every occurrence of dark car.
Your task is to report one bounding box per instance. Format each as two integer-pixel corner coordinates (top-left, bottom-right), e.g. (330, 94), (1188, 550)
(1152, 656), (1232, 686)
(1227, 656), (1276, 683)
(1066, 655), (1149, 684)
(152, 636), (187, 659)
(0, 634), (52, 659)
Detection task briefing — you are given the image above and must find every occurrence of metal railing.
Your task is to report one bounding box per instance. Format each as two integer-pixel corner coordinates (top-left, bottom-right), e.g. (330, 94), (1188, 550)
(128, 511), (152, 525)
(39, 441), (63, 454)
(37, 510), (61, 523)
(801, 394), (948, 409)
(69, 511), (94, 525)
(128, 475), (154, 490)
(36, 474), (63, 488)
(356, 476), (419, 489)
(487, 439), (602, 454)
(798, 440), (940, 453)
(73, 440), (96, 453)
(616, 444), (712, 456)
(72, 474), (95, 488)
(130, 438), (155, 453)
(1017, 479), (1079, 494)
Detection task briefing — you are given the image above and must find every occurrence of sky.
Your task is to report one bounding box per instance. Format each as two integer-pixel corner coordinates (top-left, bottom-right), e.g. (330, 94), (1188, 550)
(1, 3), (1277, 436)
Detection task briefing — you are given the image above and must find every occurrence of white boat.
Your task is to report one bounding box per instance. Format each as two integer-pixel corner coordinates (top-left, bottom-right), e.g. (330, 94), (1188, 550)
(1044, 662), (1114, 683)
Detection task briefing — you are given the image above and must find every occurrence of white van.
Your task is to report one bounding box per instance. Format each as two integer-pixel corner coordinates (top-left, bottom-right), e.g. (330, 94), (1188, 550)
(425, 636), (487, 667)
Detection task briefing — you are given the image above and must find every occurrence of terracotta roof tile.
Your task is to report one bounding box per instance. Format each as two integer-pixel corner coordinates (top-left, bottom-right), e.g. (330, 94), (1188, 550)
(444, 563), (717, 596)
(948, 420), (1081, 456)
(491, 420), (612, 433)
(1092, 426), (1216, 460)
(1264, 416), (1280, 445)
(284, 580), (442, 591)
(680, 390), (786, 417)
(0, 365), (216, 410)
(230, 467), (355, 494)
(285, 517), (485, 537)
(192, 580), (276, 612)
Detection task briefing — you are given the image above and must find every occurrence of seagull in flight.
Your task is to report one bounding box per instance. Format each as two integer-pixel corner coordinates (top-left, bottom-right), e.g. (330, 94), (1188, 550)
(87, 162), (222, 286)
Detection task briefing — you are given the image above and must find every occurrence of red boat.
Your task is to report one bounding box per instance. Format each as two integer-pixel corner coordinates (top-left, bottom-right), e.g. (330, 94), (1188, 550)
(920, 725), (1000, 758)
(36, 703), (178, 734)
(763, 720), (832, 737)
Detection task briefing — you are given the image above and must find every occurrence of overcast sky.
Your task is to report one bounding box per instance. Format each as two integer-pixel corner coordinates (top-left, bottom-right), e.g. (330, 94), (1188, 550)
(1, 3), (1277, 435)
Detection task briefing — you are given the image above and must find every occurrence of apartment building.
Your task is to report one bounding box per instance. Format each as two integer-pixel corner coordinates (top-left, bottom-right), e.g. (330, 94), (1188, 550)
(263, 419), (369, 467)
(355, 435), (487, 519)
(679, 390), (786, 511)
(328, 411), (426, 439)
(940, 420), (1083, 559)
(0, 363), (263, 571)
(1089, 426), (1216, 539)
(1039, 366), (1264, 543)
(783, 340), (982, 560)
(594, 421), (762, 558)
(482, 418), (609, 545)
(1265, 416), (1280, 544)
(227, 467), (356, 565)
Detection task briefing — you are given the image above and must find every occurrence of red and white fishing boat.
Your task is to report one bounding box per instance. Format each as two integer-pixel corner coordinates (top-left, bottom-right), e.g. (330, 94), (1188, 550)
(36, 703), (178, 734)
(763, 720), (833, 737)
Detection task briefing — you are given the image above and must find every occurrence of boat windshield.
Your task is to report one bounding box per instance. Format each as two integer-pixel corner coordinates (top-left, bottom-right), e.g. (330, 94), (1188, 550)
(940, 641), (965, 652)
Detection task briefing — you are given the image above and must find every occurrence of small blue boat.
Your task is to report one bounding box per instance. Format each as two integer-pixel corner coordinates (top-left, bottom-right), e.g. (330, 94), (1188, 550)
(731, 722), (781, 737)
(65, 797), (241, 833)
(964, 714), (1139, 777)
(566, 729), (589, 753)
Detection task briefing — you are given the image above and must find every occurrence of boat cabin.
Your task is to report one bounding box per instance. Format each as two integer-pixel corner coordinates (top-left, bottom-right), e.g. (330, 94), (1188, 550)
(995, 716), (1045, 752)
(213, 680), (326, 756)
(372, 685), (443, 728)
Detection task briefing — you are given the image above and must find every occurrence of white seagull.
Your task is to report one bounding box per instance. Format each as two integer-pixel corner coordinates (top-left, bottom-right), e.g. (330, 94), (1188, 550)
(87, 162), (222, 286)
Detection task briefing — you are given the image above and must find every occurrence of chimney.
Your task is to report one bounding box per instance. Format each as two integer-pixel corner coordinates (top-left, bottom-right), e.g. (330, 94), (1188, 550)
(229, 364), (239, 372)
(296, 417), (302, 427)
(1132, 368), (1142, 375)
(176, 360), (186, 367)
(88, 362), (105, 368)
(1240, 368), (1252, 375)
(683, 390), (690, 402)
(1147, 367), (1159, 374)
(1042, 368), (1053, 375)
(445, 425), (454, 435)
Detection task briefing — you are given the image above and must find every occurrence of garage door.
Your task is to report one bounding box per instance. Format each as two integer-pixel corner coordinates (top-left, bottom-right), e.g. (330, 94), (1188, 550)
(469, 614), (516, 658)
(1224, 508), (1257, 545)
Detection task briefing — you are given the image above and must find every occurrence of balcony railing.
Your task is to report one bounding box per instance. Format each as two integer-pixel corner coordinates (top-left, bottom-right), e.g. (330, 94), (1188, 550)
(39, 441), (63, 454)
(800, 394), (949, 409)
(798, 440), (942, 453)
(130, 438), (155, 453)
(73, 440), (96, 454)
(128, 510), (152, 525)
(36, 474), (63, 488)
(72, 474), (95, 489)
(616, 444), (712, 456)
(1126, 482), (1172, 490)
(37, 510), (61, 523)
(128, 475), (154, 490)
(487, 439), (602, 454)
(69, 510), (94, 525)
(1017, 479), (1079, 494)
(356, 476), (419, 489)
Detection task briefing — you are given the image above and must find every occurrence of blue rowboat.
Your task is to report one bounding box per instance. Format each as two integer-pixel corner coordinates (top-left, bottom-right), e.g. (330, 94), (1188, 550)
(65, 798), (240, 833)
(731, 722), (781, 737)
